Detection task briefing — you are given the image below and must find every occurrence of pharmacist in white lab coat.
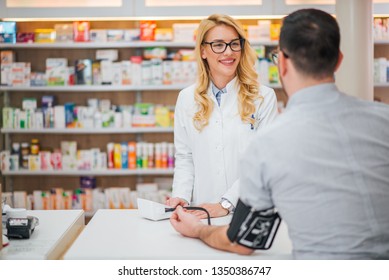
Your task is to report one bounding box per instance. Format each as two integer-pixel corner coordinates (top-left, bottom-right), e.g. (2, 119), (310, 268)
(166, 14), (278, 218)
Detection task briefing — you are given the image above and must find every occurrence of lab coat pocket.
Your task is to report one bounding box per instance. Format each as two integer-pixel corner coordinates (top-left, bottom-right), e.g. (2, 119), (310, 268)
(238, 122), (257, 155)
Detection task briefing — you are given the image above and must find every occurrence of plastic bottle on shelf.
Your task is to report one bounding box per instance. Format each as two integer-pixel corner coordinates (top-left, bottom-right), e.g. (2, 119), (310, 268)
(167, 143), (175, 169)
(136, 142), (143, 168)
(30, 139), (40, 155)
(45, 102), (55, 128)
(161, 142), (168, 169)
(106, 143), (114, 169)
(155, 143), (161, 168)
(113, 143), (122, 169)
(121, 142), (128, 169)
(142, 143), (148, 169)
(10, 142), (21, 171)
(128, 142), (137, 169)
(20, 142), (30, 169)
(148, 143), (154, 168)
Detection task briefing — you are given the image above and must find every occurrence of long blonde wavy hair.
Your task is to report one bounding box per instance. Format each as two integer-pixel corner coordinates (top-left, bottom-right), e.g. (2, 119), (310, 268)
(193, 14), (262, 131)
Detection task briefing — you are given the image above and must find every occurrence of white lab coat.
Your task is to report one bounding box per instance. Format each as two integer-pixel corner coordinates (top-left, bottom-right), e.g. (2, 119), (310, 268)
(172, 77), (278, 206)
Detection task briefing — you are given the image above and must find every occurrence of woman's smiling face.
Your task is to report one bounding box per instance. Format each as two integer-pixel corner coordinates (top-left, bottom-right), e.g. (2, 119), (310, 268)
(201, 24), (241, 83)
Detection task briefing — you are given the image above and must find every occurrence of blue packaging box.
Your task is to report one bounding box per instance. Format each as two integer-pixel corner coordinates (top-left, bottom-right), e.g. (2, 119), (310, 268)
(0, 22), (17, 43)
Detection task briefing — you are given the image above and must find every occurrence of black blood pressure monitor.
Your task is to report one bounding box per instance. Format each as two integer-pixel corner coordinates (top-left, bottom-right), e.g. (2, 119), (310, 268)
(6, 216), (39, 239)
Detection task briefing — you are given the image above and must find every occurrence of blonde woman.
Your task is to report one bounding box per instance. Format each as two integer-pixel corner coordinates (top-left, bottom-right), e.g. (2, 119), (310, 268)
(166, 14), (278, 218)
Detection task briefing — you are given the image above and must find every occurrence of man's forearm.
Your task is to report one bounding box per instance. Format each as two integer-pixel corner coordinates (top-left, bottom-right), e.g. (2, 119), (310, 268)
(198, 225), (254, 255)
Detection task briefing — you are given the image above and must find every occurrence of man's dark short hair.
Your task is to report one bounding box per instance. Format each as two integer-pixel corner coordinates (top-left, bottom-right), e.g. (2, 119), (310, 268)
(279, 9), (340, 79)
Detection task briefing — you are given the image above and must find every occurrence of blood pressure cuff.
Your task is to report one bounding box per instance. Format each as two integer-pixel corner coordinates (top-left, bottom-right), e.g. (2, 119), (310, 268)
(227, 199), (281, 250)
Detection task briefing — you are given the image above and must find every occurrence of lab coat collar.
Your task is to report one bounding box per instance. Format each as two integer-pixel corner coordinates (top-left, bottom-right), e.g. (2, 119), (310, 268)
(207, 76), (239, 105)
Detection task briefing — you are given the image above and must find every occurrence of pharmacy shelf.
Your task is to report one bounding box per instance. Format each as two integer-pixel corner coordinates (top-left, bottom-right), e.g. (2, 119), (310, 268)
(374, 40), (389, 45)
(374, 82), (389, 88)
(1, 127), (174, 134)
(0, 84), (189, 92)
(0, 83), (282, 91)
(1, 169), (174, 176)
(267, 83), (282, 89)
(0, 41), (195, 49)
(0, 40), (279, 49)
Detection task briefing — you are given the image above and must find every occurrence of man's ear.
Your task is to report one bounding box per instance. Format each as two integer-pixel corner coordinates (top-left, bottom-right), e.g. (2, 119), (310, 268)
(278, 51), (288, 77)
(334, 50), (343, 72)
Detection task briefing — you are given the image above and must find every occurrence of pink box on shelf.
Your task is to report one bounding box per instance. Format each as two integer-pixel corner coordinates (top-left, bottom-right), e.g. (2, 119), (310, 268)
(16, 32), (35, 43)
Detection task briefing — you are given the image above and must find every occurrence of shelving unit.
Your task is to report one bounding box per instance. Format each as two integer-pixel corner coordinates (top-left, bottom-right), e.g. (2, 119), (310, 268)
(0, 34), (197, 195)
(0, 36), (283, 194)
(1, 169), (174, 176)
(0, 84), (191, 92)
(2, 36), (386, 194)
(374, 38), (389, 103)
(0, 127), (174, 134)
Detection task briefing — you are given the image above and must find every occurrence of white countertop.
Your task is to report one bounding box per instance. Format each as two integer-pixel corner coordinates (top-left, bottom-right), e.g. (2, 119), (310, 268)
(1, 210), (85, 260)
(64, 209), (293, 260)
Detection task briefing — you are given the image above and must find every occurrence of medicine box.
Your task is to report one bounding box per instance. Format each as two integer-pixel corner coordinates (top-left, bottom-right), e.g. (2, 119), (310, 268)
(46, 58), (68, 86)
(55, 24), (74, 42)
(75, 59), (92, 85)
(172, 23), (198, 42)
(73, 21), (90, 42)
(90, 29), (107, 42)
(34, 29), (55, 43)
(0, 22), (16, 43)
(16, 32), (35, 43)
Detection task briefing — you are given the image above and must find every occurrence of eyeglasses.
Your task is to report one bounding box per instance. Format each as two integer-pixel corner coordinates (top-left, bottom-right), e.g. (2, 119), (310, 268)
(270, 49), (289, 65)
(270, 51), (279, 65)
(202, 38), (245, 54)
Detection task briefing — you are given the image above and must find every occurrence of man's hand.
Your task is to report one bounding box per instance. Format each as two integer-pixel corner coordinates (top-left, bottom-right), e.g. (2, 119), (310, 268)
(166, 197), (188, 208)
(191, 203), (229, 218)
(170, 206), (254, 255)
(170, 206), (206, 238)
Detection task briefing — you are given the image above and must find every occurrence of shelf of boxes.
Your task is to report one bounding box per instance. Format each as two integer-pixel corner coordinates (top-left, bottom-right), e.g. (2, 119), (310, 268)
(374, 82), (389, 88)
(0, 41), (279, 49)
(1, 169), (174, 176)
(0, 20), (283, 196)
(0, 83), (282, 91)
(375, 40), (389, 45)
(0, 127), (174, 134)
(0, 84), (191, 92)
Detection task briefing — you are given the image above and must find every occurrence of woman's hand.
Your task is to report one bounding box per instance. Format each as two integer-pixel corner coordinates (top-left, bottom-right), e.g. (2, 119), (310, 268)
(191, 203), (229, 218)
(166, 197), (188, 208)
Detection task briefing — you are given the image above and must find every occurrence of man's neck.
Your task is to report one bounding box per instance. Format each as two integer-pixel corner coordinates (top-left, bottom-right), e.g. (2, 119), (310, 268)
(286, 75), (335, 98)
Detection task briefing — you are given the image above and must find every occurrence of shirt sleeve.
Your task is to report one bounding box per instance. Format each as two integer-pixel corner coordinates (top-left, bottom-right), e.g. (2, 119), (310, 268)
(171, 91), (195, 203)
(239, 130), (274, 210)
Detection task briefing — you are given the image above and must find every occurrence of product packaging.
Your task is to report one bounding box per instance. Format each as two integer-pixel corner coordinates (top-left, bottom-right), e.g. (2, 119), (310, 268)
(54, 24), (74, 42)
(73, 21), (90, 42)
(16, 32), (35, 43)
(90, 29), (107, 42)
(0, 21), (16, 43)
(34, 29), (55, 43)
(140, 21), (156, 41)
(46, 58), (68, 86)
(75, 59), (92, 85)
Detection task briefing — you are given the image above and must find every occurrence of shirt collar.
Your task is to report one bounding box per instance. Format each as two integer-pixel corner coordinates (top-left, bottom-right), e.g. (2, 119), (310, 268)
(211, 81), (227, 96)
(286, 83), (341, 110)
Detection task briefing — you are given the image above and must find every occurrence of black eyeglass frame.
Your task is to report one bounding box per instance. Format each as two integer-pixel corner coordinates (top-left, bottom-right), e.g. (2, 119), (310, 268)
(202, 38), (245, 54)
